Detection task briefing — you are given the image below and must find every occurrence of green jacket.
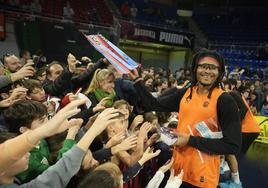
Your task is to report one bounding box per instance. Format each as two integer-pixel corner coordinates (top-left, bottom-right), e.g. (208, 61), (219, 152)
(57, 139), (76, 160)
(17, 139), (50, 183)
(4, 69), (12, 76)
(17, 139), (76, 183)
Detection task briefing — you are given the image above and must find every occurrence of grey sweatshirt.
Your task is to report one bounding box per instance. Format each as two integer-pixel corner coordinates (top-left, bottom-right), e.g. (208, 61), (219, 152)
(0, 145), (85, 188)
(0, 76), (12, 89)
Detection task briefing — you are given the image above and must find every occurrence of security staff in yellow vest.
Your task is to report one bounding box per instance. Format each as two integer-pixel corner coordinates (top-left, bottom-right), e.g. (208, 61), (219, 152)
(129, 49), (241, 188)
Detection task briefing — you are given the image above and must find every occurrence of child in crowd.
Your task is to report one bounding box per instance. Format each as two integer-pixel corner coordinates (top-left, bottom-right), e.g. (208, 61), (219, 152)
(3, 100), (76, 183)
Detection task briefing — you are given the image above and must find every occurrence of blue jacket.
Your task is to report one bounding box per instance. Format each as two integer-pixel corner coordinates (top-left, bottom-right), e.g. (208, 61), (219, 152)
(114, 78), (138, 106)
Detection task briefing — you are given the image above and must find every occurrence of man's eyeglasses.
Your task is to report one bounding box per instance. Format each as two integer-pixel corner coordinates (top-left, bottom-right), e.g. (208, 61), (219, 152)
(197, 64), (219, 70)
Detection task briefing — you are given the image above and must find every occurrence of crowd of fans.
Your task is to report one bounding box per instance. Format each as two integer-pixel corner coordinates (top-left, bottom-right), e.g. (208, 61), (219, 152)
(0, 51), (186, 188)
(0, 48), (265, 188)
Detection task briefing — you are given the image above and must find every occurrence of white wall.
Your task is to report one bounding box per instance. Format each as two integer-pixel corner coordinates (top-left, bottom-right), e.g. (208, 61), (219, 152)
(0, 23), (19, 58)
(169, 51), (186, 73)
(142, 51), (169, 69)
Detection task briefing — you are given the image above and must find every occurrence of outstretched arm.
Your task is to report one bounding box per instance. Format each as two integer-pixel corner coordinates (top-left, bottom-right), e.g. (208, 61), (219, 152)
(130, 69), (186, 112)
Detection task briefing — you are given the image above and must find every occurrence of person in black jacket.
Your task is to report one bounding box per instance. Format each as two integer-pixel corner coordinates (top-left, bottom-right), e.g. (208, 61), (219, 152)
(43, 54), (107, 98)
(128, 49), (241, 188)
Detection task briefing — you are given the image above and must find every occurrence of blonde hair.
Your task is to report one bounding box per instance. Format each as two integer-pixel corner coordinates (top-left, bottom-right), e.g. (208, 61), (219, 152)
(113, 100), (132, 113)
(78, 162), (122, 188)
(95, 162), (122, 187)
(85, 69), (114, 95)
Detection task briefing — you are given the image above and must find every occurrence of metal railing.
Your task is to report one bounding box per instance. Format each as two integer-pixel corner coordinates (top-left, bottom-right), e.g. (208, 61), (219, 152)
(118, 17), (193, 34)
